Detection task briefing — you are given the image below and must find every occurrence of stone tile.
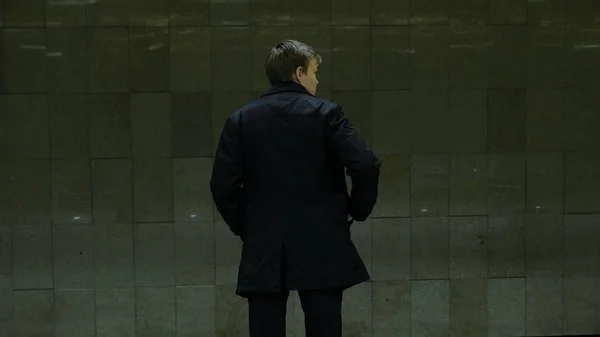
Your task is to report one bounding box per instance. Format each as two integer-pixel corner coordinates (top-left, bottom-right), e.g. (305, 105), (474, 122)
(370, 27), (410, 90)
(331, 0), (369, 24)
(371, 91), (410, 155)
(46, 27), (88, 93)
(12, 226), (53, 289)
(129, 27), (170, 92)
(449, 0), (488, 25)
(564, 214), (600, 277)
(371, 155), (410, 217)
(525, 277), (563, 336)
(0, 226), (11, 290)
(488, 89), (527, 153)
(525, 215), (564, 278)
(53, 225), (94, 289)
(293, 292), (304, 337)
(488, 154), (526, 215)
(0, 95), (49, 158)
(55, 289), (95, 337)
(88, 94), (131, 158)
(372, 218), (410, 281)
(527, 153), (564, 214)
(289, 0), (329, 24)
(449, 279), (487, 337)
(565, 26), (600, 87)
(0, 291), (13, 337)
(331, 91), (372, 146)
(286, 294), (295, 337)
(371, 0), (409, 25)
(209, 0), (249, 25)
(488, 216), (525, 278)
(342, 282), (373, 337)
(216, 285), (249, 337)
(215, 220), (243, 285)
(86, 0), (128, 26)
(94, 224), (134, 288)
(411, 280), (449, 337)
(91, 159), (133, 223)
(411, 154), (449, 217)
(135, 287), (176, 337)
(170, 0), (209, 25)
(171, 92), (213, 157)
(410, 26), (449, 88)
(3, 0), (45, 26)
(128, 0), (169, 26)
(409, 90), (450, 153)
(411, 217), (449, 280)
(563, 277), (600, 334)
(95, 288), (135, 337)
(449, 216), (487, 279)
(317, 90), (331, 100)
(565, 153), (600, 213)
(14, 290), (54, 337)
(170, 27), (210, 91)
(0, 160), (51, 225)
(527, 0), (565, 26)
(487, 278), (526, 337)
(331, 26), (370, 90)
(410, 0), (449, 24)
(564, 89), (600, 152)
(210, 27), (251, 90)
(133, 159), (174, 222)
(46, 0), (86, 26)
(49, 94), (89, 159)
(448, 27), (489, 88)
(449, 154), (488, 216)
(131, 93), (172, 158)
(173, 158), (214, 223)
(175, 223), (215, 285)
(528, 26), (566, 88)
(488, 0), (526, 24)
(177, 286), (216, 337)
(488, 26), (527, 88)
(526, 89), (565, 152)
(88, 28), (129, 93)
(449, 90), (487, 153)
(51, 160), (92, 225)
(566, 0), (600, 25)
(373, 281), (410, 337)
(2, 29), (47, 93)
(250, 0), (290, 25)
(134, 223), (175, 286)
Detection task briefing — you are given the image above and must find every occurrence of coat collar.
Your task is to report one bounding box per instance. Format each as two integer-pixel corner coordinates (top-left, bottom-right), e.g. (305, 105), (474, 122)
(261, 81), (313, 97)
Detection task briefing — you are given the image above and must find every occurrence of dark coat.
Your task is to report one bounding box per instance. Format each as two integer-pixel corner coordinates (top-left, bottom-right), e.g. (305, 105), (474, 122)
(210, 82), (381, 297)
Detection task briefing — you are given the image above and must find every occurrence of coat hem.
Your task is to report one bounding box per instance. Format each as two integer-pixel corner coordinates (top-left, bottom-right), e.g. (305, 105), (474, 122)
(235, 274), (371, 299)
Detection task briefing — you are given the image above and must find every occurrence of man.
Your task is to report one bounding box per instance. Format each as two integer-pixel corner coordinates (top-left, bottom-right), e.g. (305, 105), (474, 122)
(210, 40), (381, 337)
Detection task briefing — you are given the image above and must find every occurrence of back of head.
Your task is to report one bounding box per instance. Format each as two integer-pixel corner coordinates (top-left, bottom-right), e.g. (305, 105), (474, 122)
(264, 40), (322, 86)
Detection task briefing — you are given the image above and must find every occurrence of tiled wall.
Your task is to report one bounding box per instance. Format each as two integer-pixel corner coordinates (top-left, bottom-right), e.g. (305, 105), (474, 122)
(1, 0), (600, 336)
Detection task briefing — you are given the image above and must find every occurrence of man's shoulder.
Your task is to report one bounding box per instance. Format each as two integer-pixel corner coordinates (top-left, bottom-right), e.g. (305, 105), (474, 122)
(245, 92), (341, 115)
(305, 94), (340, 111)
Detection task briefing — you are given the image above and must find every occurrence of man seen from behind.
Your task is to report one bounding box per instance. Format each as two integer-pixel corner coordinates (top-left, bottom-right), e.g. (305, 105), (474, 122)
(210, 39), (381, 337)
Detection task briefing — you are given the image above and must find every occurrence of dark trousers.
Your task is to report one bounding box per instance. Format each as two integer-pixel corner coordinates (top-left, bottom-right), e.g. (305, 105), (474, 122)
(248, 289), (343, 337)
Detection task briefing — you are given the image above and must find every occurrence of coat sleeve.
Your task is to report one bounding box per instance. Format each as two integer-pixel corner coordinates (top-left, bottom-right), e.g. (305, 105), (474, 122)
(326, 106), (381, 222)
(210, 113), (243, 237)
